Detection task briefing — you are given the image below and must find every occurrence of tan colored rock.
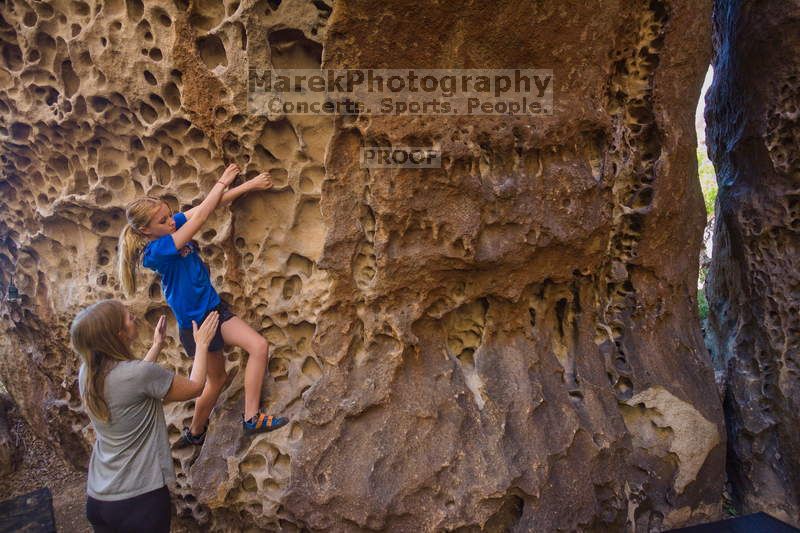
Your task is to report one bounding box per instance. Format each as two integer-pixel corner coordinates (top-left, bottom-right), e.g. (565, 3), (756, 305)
(0, 0), (723, 530)
(621, 386), (720, 495)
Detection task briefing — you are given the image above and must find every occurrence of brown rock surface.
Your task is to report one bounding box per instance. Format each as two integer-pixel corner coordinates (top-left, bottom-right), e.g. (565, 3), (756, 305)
(0, 0), (723, 530)
(705, 0), (800, 525)
(0, 393), (19, 475)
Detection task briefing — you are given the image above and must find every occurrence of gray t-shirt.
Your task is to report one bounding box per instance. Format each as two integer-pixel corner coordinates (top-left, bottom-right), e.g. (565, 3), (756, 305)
(78, 360), (175, 500)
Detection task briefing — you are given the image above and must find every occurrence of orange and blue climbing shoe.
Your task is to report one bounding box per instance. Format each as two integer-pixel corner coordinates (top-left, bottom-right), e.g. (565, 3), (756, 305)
(243, 412), (289, 434)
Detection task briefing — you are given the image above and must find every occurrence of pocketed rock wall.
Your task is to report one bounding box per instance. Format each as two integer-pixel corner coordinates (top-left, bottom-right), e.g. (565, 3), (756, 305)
(0, 0), (723, 531)
(705, 0), (800, 525)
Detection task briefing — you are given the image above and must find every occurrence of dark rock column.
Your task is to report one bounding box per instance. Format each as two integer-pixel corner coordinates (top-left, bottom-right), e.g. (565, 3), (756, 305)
(0, 393), (19, 476)
(706, 0), (800, 525)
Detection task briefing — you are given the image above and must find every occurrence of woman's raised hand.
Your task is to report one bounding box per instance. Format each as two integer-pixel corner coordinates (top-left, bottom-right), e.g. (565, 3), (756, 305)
(218, 163), (240, 186)
(192, 311), (219, 349)
(144, 314), (168, 362)
(152, 315), (167, 348)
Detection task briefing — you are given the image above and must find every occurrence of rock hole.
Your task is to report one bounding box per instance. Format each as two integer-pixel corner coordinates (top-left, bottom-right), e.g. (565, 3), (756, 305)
(240, 453), (266, 475)
(153, 158), (171, 184)
(312, 0), (331, 18)
(189, 0), (226, 31)
(301, 356), (321, 379)
(2, 43), (23, 71)
(555, 298), (568, 338)
(267, 28), (322, 70)
(614, 376), (633, 399)
(23, 11), (38, 26)
(153, 7), (171, 26)
(457, 347), (475, 369)
(268, 357), (289, 381)
(286, 253), (313, 277)
(197, 34), (227, 69)
(149, 93), (166, 111)
(106, 175), (125, 190)
(484, 494), (524, 532)
(273, 453), (290, 476)
(140, 102), (157, 123)
(149, 282), (161, 299)
(143, 70), (157, 85)
(126, 0), (144, 20)
(71, 1), (90, 16)
(10, 122), (31, 140)
(281, 275), (301, 300)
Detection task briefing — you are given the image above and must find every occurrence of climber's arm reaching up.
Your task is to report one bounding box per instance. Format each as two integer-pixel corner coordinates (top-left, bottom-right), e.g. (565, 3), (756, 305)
(172, 164), (239, 249)
(221, 172), (273, 206)
(185, 172), (273, 222)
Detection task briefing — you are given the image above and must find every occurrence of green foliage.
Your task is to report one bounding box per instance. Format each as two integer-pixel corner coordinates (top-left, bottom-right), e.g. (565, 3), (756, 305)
(697, 147), (718, 218)
(698, 287), (709, 320)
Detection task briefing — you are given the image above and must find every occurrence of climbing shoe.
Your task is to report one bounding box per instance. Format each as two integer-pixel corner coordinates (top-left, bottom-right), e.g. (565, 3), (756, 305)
(177, 425), (207, 447)
(243, 412), (289, 434)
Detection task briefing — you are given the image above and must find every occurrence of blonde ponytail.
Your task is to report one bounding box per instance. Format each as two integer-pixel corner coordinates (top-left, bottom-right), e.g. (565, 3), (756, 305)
(118, 224), (146, 296)
(70, 300), (137, 422)
(117, 196), (164, 297)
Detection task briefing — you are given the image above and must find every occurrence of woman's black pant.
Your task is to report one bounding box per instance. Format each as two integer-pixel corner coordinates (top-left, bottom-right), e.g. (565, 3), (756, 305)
(86, 485), (170, 533)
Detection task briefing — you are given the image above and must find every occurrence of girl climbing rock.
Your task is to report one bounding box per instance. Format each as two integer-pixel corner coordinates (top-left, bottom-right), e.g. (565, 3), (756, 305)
(72, 299), (218, 532)
(117, 163), (288, 446)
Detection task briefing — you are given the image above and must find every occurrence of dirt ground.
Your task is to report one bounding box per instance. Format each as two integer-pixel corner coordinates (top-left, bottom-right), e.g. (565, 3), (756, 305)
(0, 406), (91, 533)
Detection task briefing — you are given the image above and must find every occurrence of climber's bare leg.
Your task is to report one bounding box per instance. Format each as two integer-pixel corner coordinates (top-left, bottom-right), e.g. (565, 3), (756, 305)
(189, 350), (226, 435)
(220, 317), (269, 421)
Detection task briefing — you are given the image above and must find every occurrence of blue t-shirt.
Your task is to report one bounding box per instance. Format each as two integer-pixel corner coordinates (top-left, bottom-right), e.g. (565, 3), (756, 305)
(142, 213), (220, 329)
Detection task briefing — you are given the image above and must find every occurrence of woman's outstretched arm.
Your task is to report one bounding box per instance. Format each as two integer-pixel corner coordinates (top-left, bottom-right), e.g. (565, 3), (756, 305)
(164, 311), (219, 403)
(143, 315), (166, 363)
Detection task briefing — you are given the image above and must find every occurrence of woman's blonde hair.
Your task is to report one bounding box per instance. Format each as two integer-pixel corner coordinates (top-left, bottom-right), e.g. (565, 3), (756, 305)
(70, 300), (137, 422)
(118, 196), (164, 297)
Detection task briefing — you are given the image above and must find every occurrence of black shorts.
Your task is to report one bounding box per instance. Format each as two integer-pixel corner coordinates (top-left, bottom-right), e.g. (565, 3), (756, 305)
(86, 485), (170, 533)
(178, 300), (236, 357)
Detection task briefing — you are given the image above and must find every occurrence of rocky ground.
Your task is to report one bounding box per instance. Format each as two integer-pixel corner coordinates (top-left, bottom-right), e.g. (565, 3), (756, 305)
(0, 402), (90, 533)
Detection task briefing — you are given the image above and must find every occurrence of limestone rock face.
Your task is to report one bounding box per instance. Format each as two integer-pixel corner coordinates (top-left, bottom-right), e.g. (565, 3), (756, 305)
(705, 0), (800, 525)
(0, 0), (723, 531)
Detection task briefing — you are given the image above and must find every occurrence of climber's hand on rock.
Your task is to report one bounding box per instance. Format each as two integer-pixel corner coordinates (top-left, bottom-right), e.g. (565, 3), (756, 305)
(219, 163), (240, 186)
(248, 172), (273, 191)
(152, 314), (167, 349)
(193, 311), (219, 349)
